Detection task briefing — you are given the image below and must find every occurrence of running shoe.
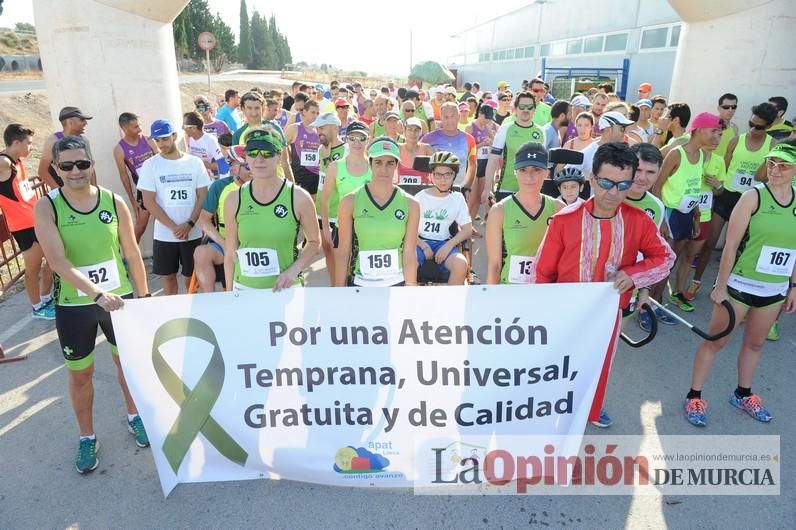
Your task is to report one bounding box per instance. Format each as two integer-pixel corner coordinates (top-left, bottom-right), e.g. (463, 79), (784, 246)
(669, 292), (695, 312)
(128, 415), (150, 448)
(76, 437), (99, 474)
(653, 306), (677, 325)
(729, 393), (772, 423)
(684, 398), (707, 427)
(637, 309), (654, 333)
(32, 302), (55, 320)
(683, 280), (701, 301)
(766, 321), (780, 341)
(590, 409), (612, 428)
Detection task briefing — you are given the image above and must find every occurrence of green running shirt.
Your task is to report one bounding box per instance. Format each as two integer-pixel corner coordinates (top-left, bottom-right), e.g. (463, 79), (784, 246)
(500, 194), (557, 284)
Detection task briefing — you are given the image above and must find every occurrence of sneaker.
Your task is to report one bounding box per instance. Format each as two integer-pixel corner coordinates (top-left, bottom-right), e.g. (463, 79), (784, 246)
(128, 415), (150, 448)
(32, 302), (56, 320)
(653, 307), (677, 325)
(76, 437), (99, 474)
(766, 321), (780, 341)
(729, 393), (772, 423)
(637, 309), (653, 333)
(684, 398), (707, 427)
(669, 292), (695, 312)
(683, 280), (701, 301)
(590, 409), (612, 428)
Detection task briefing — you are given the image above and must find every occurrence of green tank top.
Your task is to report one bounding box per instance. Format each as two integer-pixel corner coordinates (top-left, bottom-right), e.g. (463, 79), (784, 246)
(729, 184), (796, 296)
(350, 185), (409, 286)
(698, 152), (726, 222)
(715, 125), (735, 157)
(217, 179), (240, 238)
(725, 133), (773, 193)
(500, 194), (557, 284)
(48, 187), (132, 306)
(234, 179), (301, 289)
(333, 157), (372, 222)
(662, 146), (703, 212)
(316, 142), (348, 220)
(498, 122), (545, 192)
(373, 119), (386, 138)
(625, 191), (664, 228)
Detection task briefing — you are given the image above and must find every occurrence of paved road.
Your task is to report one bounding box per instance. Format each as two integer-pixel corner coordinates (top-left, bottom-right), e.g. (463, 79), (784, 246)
(0, 244), (793, 528)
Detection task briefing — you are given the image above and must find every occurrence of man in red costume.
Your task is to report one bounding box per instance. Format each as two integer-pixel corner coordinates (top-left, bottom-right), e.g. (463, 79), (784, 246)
(534, 142), (675, 428)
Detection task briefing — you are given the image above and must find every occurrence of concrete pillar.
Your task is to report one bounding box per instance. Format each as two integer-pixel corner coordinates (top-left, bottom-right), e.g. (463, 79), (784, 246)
(668, 0), (793, 122)
(32, 0), (189, 254)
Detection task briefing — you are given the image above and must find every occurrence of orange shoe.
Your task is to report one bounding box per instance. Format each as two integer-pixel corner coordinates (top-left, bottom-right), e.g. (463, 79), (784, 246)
(683, 280), (701, 301)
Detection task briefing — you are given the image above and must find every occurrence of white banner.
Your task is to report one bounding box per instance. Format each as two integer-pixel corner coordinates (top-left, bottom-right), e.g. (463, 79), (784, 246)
(112, 284), (619, 496)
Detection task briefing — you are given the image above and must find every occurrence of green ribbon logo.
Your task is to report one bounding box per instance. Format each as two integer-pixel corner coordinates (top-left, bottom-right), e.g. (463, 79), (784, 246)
(152, 318), (249, 474)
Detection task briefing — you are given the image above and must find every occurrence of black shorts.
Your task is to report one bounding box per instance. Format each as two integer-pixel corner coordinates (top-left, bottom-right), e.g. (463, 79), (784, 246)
(318, 218), (339, 248)
(727, 286), (786, 309)
(476, 158), (488, 178)
(136, 190), (147, 211)
(294, 169), (320, 195)
(152, 238), (202, 276)
(11, 227), (37, 252)
(712, 190), (741, 222)
(56, 293), (134, 370)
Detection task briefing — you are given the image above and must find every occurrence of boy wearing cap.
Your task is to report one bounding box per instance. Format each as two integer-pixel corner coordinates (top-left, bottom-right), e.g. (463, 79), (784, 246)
(653, 112), (723, 312)
(38, 106), (95, 189)
(138, 120), (210, 295)
(638, 82), (653, 100)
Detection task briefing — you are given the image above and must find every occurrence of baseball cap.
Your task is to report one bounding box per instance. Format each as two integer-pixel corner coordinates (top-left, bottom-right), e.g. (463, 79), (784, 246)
(598, 111), (634, 131)
(571, 95), (591, 108)
(314, 83), (324, 91)
(367, 137), (401, 160)
(479, 105), (495, 119)
(458, 102), (469, 112)
(483, 99), (498, 110)
(763, 142), (796, 164)
(59, 106), (92, 121)
(384, 111), (401, 121)
(636, 99), (653, 108)
(638, 82), (653, 92)
(149, 119), (175, 139)
(445, 86), (458, 95)
(688, 112), (722, 133)
(311, 112), (342, 128)
(514, 142), (549, 170)
(244, 128), (284, 153)
(405, 89), (420, 100)
(228, 145), (247, 165)
(346, 121), (369, 137)
(405, 117), (424, 129)
(334, 98), (349, 108)
(497, 81), (509, 89)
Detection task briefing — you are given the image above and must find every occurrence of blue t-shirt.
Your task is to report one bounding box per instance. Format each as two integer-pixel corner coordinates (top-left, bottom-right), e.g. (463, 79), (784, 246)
(215, 104), (241, 133)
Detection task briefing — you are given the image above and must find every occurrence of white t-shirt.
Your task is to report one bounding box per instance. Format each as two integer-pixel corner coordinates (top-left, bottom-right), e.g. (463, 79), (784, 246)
(137, 154), (211, 242)
(188, 133), (225, 175)
(416, 189), (471, 241)
(572, 140), (600, 179)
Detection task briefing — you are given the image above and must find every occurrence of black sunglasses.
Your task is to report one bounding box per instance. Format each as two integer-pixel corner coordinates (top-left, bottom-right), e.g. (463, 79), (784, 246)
(720, 104), (737, 110)
(595, 176), (634, 191)
(57, 160), (92, 171)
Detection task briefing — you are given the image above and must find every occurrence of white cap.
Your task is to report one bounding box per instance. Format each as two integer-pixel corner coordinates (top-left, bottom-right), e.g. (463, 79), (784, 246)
(571, 95), (591, 108)
(310, 112), (341, 128)
(598, 111), (634, 131)
(405, 117), (424, 129)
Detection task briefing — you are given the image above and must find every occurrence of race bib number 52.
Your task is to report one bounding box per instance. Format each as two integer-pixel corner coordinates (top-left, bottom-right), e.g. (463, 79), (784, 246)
(77, 259), (122, 296)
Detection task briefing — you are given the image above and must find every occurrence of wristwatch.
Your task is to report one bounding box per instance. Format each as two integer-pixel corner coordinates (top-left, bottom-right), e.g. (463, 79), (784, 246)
(653, 128), (663, 135)
(187, 219), (196, 227)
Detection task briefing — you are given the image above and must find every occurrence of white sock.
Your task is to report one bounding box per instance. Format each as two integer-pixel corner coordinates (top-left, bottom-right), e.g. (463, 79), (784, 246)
(80, 434), (96, 441)
(128, 414), (139, 422)
(40, 294), (52, 304)
(33, 302), (43, 311)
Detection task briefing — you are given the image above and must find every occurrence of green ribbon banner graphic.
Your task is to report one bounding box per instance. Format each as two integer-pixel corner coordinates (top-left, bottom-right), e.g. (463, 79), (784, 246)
(152, 318), (249, 474)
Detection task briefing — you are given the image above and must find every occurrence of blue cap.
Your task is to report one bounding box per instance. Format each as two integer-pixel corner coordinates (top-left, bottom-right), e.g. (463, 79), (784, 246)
(150, 119), (175, 139)
(636, 99), (653, 108)
(314, 83), (324, 90)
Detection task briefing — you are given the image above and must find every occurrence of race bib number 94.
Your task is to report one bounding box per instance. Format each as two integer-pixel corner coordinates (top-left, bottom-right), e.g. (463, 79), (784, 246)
(732, 172), (754, 191)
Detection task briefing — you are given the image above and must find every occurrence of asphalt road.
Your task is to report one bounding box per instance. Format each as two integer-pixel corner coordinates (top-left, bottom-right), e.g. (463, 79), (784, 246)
(0, 236), (793, 528)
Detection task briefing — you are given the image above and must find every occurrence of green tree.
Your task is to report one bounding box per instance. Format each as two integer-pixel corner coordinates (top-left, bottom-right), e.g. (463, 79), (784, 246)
(173, 0), (237, 69)
(212, 13), (236, 66)
(250, 11), (267, 70)
(15, 22), (35, 33)
(238, 0), (252, 67)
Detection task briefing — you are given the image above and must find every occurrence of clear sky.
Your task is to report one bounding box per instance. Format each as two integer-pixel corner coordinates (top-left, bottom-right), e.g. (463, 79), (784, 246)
(1, 0), (533, 76)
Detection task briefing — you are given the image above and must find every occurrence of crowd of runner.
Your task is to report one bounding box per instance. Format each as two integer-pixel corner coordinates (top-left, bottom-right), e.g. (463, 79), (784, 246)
(0, 77), (794, 474)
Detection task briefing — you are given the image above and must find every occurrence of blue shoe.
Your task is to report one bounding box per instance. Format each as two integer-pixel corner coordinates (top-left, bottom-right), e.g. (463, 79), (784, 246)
(684, 398), (707, 427)
(653, 307), (677, 325)
(729, 393), (772, 423)
(32, 302), (55, 320)
(590, 409), (612, 428)
(76, 437), (99, 474)
(127, 415), (150, 448)
(637, 310), (653, 333)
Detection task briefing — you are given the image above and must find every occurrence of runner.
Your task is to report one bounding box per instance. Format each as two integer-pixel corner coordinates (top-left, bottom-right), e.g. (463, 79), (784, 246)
(194, 95), (231, 138)
(715, 93), (739, 157)
(654, 112), (722, 312)
(486, 142), (561, 285)
(397, 118), (434, 185)
(637, 82), (653, 100)
(658, 103), (691, 157)
(383, 111), (406, 143)
(626, 99), (656, 143)
(553, 167), (585, 207)
(683, 141), (796, 427)
(482, 92), (545, 204)
(534, 142), (675, 427)
(416, 152), (473, 285)
(457, 102), (472, 132)
(563, 112), (596, 151)
(528, 78), (552, 126)
(215, 89), (242, 132)
(137, 120), (210, 295)
(590, 93), (608, 134)
(193, 146), (252, 293)
(766, 97), (792, 141)
(0, 123), (54, 319)
(335, 137), (420, 287)
(567, 111), (633, 180)
(542, 100), (569, 150)
(314, 112), (347, 283)
(465, 105), (498, 219)
(495, 93), (513, 125)
(38, 106), (93, 189)
(223, 129), (320, 291)
(369, 96), (389, 138)
(112, 112), (158, 242)
(561, 95), (591, 145)
(285, 99), (322, 198)
(405, 89), (435, 131)
(624, 142), (673, 331)
(182, 111), (230, 178)
(286, 92), (309, 127)
(335, 98), (354, 138)
(33, 135), (151, 473)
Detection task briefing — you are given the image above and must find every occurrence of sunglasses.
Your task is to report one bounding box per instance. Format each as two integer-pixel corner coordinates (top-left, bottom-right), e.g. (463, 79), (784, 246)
(748, 121), (768, 131)
(196, 105), (210, 111)
(245, 149), (277, 159)
(720, 104), (737, 110)
(347, 135), (367, 143)
(57, 160), (92, 171)
(403, 109), (415, 113)
(517, 104), (535, 110)
(595, 176), (634, 191)
(765, 159), (796, 171)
